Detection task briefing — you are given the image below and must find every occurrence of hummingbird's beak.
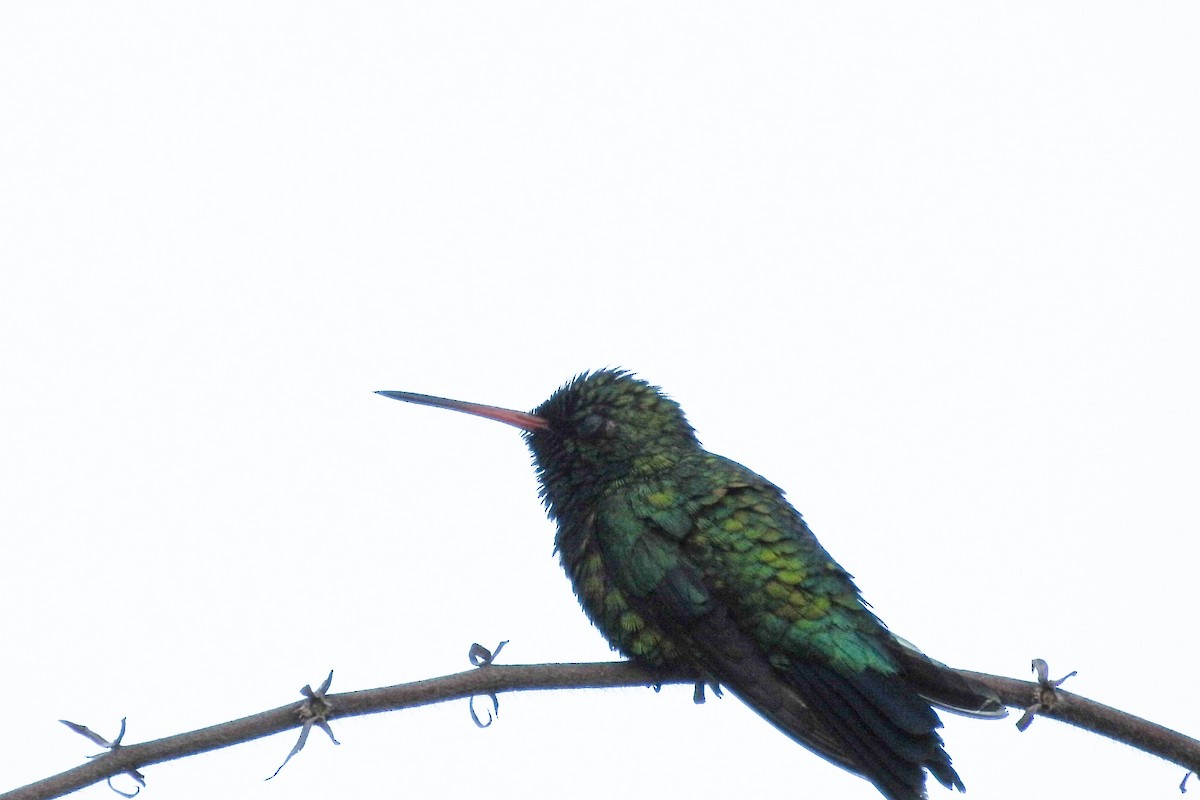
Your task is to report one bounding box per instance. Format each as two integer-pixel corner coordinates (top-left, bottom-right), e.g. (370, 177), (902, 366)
(376, 390), (550, 432)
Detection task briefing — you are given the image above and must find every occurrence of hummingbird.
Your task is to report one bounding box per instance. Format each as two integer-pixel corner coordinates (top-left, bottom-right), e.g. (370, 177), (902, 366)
(378, 370), (999, 800)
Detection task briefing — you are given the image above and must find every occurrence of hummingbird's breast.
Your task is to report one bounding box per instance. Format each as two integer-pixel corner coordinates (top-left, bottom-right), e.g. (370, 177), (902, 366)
(552, 489), (685, 668)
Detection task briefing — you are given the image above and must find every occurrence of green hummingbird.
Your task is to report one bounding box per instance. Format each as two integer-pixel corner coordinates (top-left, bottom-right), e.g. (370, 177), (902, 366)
(378, 370), (999, 800)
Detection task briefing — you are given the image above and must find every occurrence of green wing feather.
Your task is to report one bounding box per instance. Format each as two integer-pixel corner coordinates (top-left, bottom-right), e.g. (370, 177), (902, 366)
(589, 455), (964, 800)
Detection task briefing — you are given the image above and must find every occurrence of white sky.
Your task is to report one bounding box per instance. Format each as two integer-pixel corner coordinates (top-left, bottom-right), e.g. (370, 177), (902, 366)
(2, 4), (1198, 800)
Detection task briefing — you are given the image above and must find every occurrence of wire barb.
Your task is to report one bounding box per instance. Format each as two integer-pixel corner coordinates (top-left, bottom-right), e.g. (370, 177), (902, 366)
(467, 641), (509, 727)
(469, 640), (508, 667)
(1016, 658), (1078, 732)
(267, 670), (341, 780)
(59, 717), (146, 797)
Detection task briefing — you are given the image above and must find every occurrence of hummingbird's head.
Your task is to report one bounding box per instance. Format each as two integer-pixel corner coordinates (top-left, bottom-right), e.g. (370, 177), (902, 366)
(376, 370), (699, 518)
(524, 369), (699, 517)
(526, 369), (696, 467)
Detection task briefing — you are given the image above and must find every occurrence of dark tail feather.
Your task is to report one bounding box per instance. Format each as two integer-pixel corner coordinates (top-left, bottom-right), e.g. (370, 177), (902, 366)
(889, 637), (1008, 720)
(790, 661), (963, 800)
(676, 605), (960, 800)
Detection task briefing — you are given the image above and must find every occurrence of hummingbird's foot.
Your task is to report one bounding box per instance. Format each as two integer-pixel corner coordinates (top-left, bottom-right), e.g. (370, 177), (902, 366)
(467, 640), (509, 727)
(1015, 658), (1078, 731)
(60, 717), (146, 797)
(267, 670), (340, 780)
(692, 681), (724, 705)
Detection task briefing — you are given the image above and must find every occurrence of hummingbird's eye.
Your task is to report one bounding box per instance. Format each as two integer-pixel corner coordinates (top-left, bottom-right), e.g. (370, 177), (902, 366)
(577, 413), (614, 439)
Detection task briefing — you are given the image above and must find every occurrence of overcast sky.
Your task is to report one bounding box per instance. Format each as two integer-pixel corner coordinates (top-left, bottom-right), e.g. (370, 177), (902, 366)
(2, 4), (1198, 800)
